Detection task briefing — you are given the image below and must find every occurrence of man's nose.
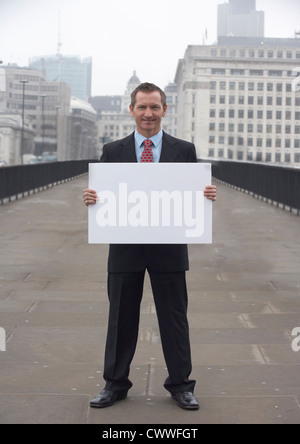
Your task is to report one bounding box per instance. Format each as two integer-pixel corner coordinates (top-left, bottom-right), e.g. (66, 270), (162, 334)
(144, 108), (153, 117)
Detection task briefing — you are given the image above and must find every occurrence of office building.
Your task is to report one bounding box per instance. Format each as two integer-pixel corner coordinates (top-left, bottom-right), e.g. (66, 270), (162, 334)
(30, 55), (92, 101)
(175, 39), (300, 164)
(218, 0), (264, 39)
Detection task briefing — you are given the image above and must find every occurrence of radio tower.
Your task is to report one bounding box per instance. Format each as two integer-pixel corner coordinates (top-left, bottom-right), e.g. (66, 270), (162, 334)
(56, 11), (63, 81)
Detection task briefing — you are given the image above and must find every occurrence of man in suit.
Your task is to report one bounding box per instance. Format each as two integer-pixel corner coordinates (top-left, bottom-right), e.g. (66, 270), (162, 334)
(83, 83), (216, 410)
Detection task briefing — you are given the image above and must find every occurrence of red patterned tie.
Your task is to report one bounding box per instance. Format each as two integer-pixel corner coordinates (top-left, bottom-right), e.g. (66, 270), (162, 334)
(141, 139), (153, 162)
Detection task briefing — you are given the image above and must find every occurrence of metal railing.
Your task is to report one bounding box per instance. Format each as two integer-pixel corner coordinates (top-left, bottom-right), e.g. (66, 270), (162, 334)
(1, 159), (300, 215)
(0, 160), (92, 204)
(200, 159), (300, 215)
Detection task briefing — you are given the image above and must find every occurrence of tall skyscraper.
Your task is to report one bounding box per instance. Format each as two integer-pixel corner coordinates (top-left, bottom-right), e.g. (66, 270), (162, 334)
(30, 55), (92, 101)
(218, 0), (264, 39)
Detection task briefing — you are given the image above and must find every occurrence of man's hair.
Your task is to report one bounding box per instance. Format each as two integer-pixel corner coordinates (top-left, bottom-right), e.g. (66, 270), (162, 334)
(131, 82), (167, 108)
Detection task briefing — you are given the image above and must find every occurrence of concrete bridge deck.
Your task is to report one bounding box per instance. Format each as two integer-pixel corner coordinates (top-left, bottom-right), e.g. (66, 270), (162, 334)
(0, 175), (300, 424)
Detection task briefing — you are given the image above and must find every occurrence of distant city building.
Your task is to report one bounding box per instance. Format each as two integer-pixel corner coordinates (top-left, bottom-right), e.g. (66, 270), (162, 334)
(91, 72), (141, 155)
(0, 64), (97, 163)
(63, 96), (97, 161)
(0, 114), (34, 165)
(30, 55), (92, 101)
(218, 0), (264, 38)
(0, 65), (71, 163)
(175, 38), (300, 165)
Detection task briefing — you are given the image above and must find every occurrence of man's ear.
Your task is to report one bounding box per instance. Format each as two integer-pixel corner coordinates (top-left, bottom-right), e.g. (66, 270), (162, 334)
(129, 105), (134, 117)
(163, 105), (167, 117)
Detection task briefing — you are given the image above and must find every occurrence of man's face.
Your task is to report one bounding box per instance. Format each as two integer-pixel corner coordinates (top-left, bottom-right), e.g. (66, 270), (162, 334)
(129, 91), (167, 138)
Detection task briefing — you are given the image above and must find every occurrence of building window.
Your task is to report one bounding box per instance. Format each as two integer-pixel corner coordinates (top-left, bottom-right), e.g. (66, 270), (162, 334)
(285, 154), (291, 163)
(250, 70), (263, 76)
(231, 69), (245, 76)
(211, 68), (225, 75)
(269, 70), (282, 77)
(257, 96), (263, 105)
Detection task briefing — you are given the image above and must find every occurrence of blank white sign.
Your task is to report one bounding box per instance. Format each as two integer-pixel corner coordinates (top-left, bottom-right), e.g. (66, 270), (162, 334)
(88, 163), (212, 244)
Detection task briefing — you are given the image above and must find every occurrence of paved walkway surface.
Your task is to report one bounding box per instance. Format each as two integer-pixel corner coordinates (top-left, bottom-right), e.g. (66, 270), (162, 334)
(0, 175), (300, 425)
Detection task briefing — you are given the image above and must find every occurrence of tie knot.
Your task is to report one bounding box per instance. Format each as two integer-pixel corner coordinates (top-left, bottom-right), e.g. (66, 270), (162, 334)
(144, 139), (152, 148)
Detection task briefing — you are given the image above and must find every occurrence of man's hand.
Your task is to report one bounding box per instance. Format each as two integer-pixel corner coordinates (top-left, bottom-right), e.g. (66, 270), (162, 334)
(83, 188), (98, 206)
(204, 185), (217, 202)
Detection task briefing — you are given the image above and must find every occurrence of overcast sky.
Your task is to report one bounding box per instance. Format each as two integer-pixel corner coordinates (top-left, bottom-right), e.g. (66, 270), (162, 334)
(1, 0), (300, 96)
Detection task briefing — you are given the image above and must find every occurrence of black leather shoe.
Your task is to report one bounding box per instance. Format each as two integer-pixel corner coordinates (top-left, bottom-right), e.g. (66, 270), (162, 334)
(90, 389), (127, 408)
(172, 392), (199, 410)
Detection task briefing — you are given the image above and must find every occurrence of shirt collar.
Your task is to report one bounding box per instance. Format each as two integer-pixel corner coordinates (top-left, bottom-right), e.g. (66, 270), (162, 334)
(134, 129), (163, 148)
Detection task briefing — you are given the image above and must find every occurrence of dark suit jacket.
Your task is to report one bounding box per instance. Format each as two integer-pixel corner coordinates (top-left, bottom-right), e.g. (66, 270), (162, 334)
(100, 131), (197, 273)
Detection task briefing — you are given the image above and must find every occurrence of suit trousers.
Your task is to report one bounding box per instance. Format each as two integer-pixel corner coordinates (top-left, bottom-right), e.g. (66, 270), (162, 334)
(103, 270), (196, 395)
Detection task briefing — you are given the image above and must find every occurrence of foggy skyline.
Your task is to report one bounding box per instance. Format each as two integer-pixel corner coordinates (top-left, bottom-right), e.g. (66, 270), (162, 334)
(1, 0), (300, 96)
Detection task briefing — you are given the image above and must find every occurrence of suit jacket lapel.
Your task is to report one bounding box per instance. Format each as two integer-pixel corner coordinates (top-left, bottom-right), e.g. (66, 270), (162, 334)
(159, 131), (180, 162)
(118, 133), (137, 162)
